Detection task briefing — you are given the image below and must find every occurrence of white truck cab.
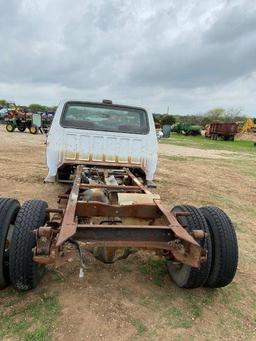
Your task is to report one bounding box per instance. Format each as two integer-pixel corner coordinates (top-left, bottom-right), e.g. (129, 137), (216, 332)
(45, 99), (158, 185)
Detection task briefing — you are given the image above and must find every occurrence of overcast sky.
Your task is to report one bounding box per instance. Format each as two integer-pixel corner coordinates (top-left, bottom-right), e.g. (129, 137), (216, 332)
(0, 0), (255, 114)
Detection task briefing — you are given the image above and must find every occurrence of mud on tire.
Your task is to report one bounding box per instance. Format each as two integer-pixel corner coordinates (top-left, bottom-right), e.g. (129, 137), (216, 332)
(200, 206), (238, 288)
(166, 205), (212, 288)
(9, 200), (48, 291)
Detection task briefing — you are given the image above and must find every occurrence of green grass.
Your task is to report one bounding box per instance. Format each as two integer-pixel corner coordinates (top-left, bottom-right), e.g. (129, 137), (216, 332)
(0, 288), (60, 340)
(137, 282), (256, 339)
(183, 290), (215, 319)
(159, 155), (212, 162)
(139, 258), (167, 286)
(120, 287), (132, 298)
(166, 306), (193, 329)
(160, 133), (256, 153)
(139, 288), (217, 332)
(140, 293), (168, 312)
(169, 290), (215, 326)
(131, 318), (147, 336)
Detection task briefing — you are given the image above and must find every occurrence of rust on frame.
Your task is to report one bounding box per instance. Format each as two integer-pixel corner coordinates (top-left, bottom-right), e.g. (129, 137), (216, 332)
(56, 165), (83, 246)
(35, 164), (203, 269)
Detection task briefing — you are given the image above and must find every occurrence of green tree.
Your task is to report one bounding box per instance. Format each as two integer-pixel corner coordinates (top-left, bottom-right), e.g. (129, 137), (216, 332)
(175, 114), (204, 125)
(28, 103), (48, 112)
(160, 114), (176, 126)
(201, 108), (246, 126)
(153, 113), (162, 123)
(0, 99), (8, 107)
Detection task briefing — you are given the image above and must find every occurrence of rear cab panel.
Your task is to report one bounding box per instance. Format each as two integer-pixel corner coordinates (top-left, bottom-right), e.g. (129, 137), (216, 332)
(45, 100), (158, 182)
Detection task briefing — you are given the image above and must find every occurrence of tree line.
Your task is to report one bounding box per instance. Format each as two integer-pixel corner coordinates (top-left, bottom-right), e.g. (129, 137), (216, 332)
(1, 99), (254, 126)
(0, 99), (56, 112)
(153, 108), (256, 127)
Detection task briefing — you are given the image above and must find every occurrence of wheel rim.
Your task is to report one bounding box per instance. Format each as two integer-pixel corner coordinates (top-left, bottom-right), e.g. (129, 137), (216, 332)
(166, 260), (191, 286)
(166, 205), (212, 288)
(6, 124), (13, 132)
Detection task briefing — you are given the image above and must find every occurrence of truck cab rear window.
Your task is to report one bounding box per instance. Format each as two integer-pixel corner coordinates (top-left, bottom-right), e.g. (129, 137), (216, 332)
(61, 102), (149, 134)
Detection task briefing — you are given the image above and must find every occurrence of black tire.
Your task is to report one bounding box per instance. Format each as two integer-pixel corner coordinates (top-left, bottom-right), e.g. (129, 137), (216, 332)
(29, 125), (38, 134)
(199, 206), (238, 288)
(0, 198), (20, 289)
(9, 200), (48, 291)
(6, 123), (15, 132)
(17, 125), (26, 132)
(166, 205), (212, 288)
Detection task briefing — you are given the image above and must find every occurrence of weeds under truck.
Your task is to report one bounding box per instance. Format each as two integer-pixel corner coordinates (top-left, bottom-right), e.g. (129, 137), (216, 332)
(0, 100), (238, 291)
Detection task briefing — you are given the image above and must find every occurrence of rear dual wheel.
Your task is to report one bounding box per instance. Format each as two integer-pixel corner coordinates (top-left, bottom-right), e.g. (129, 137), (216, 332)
(167, 205), (238, 288)
(199, 207), (238, 288)
(166, 205), (212, 288)
(0, 198), (20, 289)
(1, 198), (238, 290)
(9, 200), (48, 291)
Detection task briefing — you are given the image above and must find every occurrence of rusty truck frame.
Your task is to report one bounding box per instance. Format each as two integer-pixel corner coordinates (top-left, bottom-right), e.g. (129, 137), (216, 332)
(0, 100), (238, 291)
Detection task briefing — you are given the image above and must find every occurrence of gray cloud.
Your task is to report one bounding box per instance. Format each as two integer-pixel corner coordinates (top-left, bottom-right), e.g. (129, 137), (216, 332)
(204, 1), (256, 43)
(0, 0), (255, 114)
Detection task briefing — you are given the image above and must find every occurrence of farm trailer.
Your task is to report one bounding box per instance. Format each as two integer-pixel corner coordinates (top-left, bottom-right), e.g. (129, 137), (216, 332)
(0, 100), (238, 291)
(205, 122), (238, 141)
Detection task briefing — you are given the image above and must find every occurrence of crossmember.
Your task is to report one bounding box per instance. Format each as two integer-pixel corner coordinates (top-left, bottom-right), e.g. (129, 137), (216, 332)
(34, 165), (205, 268)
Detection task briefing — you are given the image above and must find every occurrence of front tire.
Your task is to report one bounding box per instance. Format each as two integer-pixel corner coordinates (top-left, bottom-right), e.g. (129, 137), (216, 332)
(166, 205), (212, 288)
(200, 206), (238, 288)
(9, 200), (48, 291)
(6, 123), (15, 132)
(29, 125), (38, 134)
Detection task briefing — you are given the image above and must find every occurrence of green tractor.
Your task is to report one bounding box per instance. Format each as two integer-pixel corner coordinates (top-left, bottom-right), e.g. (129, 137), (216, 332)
(172, 123), (201, 136)
(5, 111), (38, 134)
(5, 112), (52, 134)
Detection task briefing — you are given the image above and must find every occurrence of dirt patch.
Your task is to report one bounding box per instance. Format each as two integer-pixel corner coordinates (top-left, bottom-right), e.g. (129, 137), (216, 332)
(237, 132), (256, 142)
(159, 143), (236, 159)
